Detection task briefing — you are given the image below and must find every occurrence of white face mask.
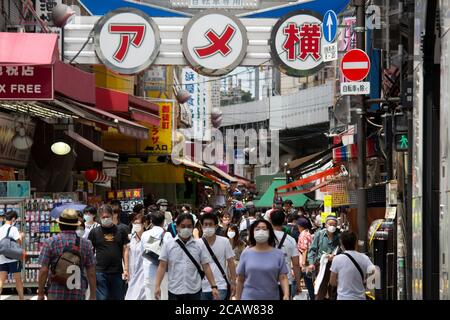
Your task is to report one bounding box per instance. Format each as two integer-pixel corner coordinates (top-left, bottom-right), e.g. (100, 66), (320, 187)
(101, 217), (113, 227)
(84, 215), (93, 223)
(132, 223), (142, 233)
(227, 231), (236, 239)
(202, 227), (216, 238)
(327, 225), (337, 233)
(315, 216), (322, 226)
(160, 206), (167, 212)
(254, 230), (270, 244)
(76, 229), (84, 237)
(178, 228), (193, 239)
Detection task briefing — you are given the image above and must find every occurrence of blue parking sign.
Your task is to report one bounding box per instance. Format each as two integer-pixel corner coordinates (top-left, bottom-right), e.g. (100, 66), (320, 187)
(323, 10), (338, 43)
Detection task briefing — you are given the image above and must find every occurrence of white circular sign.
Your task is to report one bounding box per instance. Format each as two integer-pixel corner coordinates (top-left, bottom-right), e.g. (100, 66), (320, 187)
(94, 8), (160, 75)
(271, 10), (326, 77)
(182, 10), (247, 77)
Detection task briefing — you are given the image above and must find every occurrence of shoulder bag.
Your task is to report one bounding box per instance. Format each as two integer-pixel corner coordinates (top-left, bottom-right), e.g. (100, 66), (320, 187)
(0, 226), (23, 260)
(342, 252), (375, 300)
(176, 239), (205, 279)
(202, 237), (231, 300)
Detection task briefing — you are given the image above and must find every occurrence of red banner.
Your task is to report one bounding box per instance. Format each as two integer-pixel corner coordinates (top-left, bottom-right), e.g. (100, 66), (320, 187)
(0, 65), (53, 100)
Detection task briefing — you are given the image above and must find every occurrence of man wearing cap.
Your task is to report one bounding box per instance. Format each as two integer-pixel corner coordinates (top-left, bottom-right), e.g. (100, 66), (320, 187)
(156, 199), (173, 228)
(307, 215), (340, 300)
(37, 209), (96, 300)
(238, 202), (257, 244)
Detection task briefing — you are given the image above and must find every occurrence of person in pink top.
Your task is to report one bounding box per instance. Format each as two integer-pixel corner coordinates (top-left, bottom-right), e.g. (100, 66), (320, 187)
(297, 218), (315, 300)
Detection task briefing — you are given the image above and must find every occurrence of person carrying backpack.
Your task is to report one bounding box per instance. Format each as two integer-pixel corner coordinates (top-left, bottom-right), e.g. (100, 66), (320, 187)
(37, 209), (96, 300)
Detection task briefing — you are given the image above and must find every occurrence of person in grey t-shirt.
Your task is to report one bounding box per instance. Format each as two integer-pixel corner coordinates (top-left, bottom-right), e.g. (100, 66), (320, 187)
(235, 219), (289, 300)
(330, 231), (375, 300)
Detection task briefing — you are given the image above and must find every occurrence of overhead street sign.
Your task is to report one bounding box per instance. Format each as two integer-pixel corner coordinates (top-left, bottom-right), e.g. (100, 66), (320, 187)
(270, 10), (327, 77)
(182, 10), (247, 76)
(323, 10), (338, 43)
(93, 8), (160, 75)
(341, 49), (371, 82)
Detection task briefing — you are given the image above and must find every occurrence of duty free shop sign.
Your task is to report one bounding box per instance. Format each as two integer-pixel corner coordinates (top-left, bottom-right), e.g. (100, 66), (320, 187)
(89, 7), (338, 77)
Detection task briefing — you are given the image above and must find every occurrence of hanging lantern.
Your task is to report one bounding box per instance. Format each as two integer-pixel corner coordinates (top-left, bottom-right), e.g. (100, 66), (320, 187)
(84, 169), (111, 183)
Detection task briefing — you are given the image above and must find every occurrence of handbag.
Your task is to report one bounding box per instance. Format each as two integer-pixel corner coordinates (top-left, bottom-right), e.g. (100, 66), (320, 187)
(202, 237), (231, 300)
(143, 231), (165, 264)
(176, 239), (205, 279)
(342, 252), (375, 300)
(0, 226), (24, 260)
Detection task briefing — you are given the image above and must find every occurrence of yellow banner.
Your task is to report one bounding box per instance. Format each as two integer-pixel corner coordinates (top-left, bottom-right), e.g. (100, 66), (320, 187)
(324, 195), (332, 208)
(140, 101), (173, 155)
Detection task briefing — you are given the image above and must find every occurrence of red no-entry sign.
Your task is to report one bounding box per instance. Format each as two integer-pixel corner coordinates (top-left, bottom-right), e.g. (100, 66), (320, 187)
(341, 49), (371, 82)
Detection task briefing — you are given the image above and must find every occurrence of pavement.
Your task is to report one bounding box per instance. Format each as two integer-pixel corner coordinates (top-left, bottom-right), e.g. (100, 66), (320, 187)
(0, 295), (39, 300)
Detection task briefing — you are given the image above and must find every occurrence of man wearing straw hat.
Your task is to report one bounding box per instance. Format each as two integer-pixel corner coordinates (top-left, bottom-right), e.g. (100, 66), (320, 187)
(37, 209), (96, 300)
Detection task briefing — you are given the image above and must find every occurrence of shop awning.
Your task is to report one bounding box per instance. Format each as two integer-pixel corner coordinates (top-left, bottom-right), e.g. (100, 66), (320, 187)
(0, 33), (58, 65)
(254, 178), (311, 208)
(64, 130), (117, 162)
(54, 60), (95, 105)
(54, 98), (149, 140)
(173, 156), (209, 171)
(96, 87), (160, 127)
(287, 151), (327, 170)
(206, 164), (238, 183)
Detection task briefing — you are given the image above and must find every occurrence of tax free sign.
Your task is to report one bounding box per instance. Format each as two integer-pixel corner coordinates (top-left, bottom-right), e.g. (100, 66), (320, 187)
(88, 0), (349, 77)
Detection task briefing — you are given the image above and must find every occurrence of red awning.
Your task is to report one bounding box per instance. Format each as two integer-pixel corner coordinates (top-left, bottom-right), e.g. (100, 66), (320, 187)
(54, 60), (95, 105)
(0, 33), (58, 65)
(95, 87), (160, 127)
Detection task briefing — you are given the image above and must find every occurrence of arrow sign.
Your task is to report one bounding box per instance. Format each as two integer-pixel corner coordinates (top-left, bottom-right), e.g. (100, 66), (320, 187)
(341, 49), (371, 82)
(323, 10), (338, 43)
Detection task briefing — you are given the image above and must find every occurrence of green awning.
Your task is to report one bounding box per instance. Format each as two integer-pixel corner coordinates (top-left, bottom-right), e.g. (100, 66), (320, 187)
(254, 178), (311, 208)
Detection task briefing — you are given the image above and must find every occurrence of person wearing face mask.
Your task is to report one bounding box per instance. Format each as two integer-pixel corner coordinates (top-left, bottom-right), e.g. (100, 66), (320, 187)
(82, 206), (100, 239)
(307, 215), (340, 300)
(156, 199), (173, 228)
(142, 212), (171, 300)
(235, 219), (290, 300)
(154, 213), (220, 300)
(0, 211), (25, 300)
(88, 205), (130, 300)
(125, 214), (146, 300)
(199, 213), (236, 300)
(226, 224), (246, 262)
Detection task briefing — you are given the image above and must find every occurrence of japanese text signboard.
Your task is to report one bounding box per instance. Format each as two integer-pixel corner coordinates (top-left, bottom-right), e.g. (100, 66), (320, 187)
(182, 10), (247, 76)
(0, 65), (53, 100)
(270, 10), (328, 77)
(36, 0), (62, 25)
(94, 8), (160, 75)
(140, 101), (174, 155)
(182, 67), (211, 141)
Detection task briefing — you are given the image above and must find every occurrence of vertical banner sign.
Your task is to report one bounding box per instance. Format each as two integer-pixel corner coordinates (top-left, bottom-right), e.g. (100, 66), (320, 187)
(140, 101), (173, 155)
(36, 0), (62, 25)
(182, 67), (211, 141)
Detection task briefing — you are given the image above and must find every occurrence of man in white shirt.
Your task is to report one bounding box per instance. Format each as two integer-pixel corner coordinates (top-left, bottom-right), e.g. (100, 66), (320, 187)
(199, 212), (236, 300)
(0, 211), (24, 300)
(141, 212), (172, 300)
(330, 231), (375, 300)
(270, 209), (301, 299)
(154, 213), (219, 300)
(156, 199), (173, 228)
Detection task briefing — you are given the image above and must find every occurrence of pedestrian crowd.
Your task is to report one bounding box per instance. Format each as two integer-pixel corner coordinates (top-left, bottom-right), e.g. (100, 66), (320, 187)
(0, 198), (375, 301)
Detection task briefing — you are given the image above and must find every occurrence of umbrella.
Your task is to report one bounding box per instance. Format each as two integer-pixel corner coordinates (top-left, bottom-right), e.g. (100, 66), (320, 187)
(50, 203), (87, 219)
